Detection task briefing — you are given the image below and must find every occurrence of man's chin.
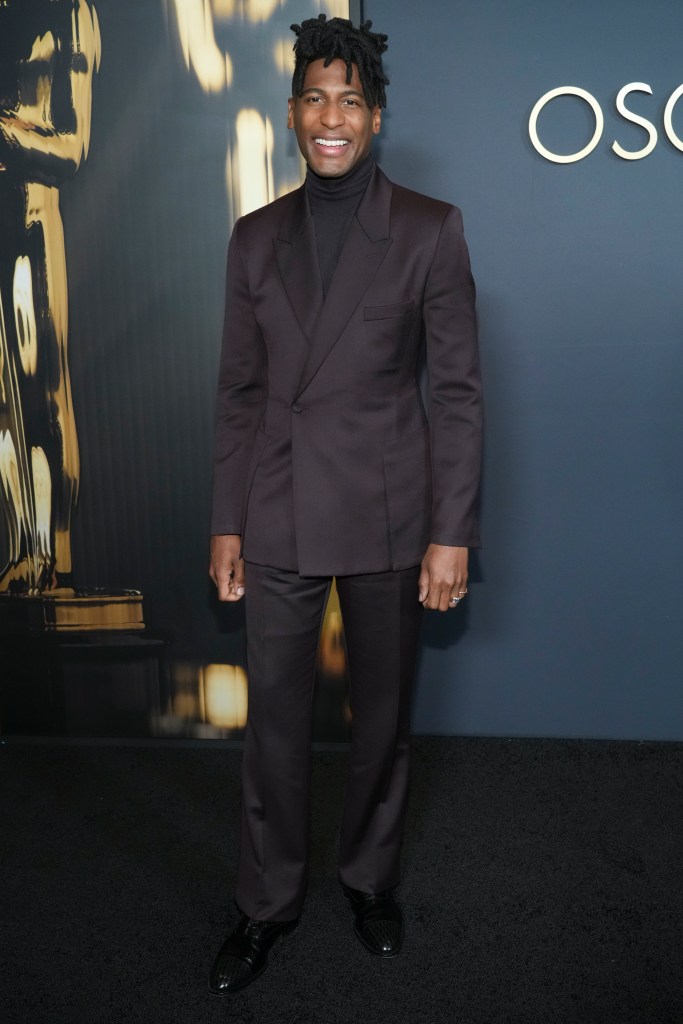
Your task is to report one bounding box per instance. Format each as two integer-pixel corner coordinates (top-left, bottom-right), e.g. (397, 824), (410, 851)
(306, 148), (357, 178)
(308, 165), (348, 178)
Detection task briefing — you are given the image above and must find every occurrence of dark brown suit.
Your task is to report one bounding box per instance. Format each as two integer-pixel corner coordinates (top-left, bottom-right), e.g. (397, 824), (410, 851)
(211, 165), (482, 920)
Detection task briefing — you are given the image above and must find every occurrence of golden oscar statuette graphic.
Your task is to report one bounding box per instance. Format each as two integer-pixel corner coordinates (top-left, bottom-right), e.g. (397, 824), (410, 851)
(0, 0), (143, 634)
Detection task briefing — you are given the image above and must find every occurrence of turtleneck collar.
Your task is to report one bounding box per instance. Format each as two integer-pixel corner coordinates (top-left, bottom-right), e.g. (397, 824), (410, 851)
(305, 153), (375, 202)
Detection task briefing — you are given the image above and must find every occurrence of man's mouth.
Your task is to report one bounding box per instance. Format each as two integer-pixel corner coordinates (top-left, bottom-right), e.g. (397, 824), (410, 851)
(314, 138), (349, 148)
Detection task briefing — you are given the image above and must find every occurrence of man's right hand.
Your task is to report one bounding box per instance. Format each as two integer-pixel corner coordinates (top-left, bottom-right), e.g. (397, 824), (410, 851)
(209, 534), (245, 602)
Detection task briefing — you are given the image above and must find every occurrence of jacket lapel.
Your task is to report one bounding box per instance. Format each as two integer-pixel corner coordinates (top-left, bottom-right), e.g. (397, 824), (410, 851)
(295, 165), (393, 396)
(273, 185), (324, 342)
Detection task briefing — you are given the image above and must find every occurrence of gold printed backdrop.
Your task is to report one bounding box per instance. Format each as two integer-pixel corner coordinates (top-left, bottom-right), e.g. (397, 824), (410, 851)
(0, 0), (101, 593)
(0, 0), (352, 741)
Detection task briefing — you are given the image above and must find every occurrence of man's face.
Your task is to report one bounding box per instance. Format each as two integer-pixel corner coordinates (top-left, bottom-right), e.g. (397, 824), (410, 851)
(287, 58), (381, 177)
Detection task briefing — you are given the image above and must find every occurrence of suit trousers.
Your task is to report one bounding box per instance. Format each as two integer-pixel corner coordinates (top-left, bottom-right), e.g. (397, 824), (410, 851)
(236, 561), (424, 921)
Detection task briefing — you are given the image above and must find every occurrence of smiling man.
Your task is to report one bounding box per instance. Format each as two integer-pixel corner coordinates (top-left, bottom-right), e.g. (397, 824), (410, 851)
(208, 14), (483, 994)
(287, 54), (380, 175)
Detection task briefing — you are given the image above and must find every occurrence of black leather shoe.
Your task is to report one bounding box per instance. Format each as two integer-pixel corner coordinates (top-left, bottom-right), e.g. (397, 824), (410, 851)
(208, 913), (298, 995)
(341, 884), (404, 957)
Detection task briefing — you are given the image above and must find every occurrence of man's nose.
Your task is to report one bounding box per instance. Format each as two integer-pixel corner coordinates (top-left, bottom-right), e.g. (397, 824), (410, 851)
(320, 104), (344, 130)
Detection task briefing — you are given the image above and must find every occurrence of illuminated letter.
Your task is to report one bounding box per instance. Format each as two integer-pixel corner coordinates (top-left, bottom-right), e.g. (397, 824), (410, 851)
(664, 84), (683, 152)
(612, 83), (657, 160)
(529, 87), (604, 164)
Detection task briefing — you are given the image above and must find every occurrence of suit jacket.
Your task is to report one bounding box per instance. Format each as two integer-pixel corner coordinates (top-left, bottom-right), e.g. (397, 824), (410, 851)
(210, 164), (482, 576)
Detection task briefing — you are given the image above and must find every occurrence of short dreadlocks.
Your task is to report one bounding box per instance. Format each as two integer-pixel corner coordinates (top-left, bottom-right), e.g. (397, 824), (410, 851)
(290, 14), (389, 109)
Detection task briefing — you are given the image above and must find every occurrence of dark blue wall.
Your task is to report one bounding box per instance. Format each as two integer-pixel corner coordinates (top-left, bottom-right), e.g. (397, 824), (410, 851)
(366, 0), (683, 739)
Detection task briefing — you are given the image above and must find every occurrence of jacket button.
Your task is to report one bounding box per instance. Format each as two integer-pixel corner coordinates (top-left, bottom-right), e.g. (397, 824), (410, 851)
(292, 402), (303, 413)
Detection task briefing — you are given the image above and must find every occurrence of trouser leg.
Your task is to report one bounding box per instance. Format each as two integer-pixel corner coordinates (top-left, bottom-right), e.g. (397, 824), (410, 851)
(335, 565), (423, 893)
(236, 562), (331, 921)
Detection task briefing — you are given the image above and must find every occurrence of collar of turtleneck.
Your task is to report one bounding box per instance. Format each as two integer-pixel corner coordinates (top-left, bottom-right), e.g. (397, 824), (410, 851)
(305, 153), (375, 202)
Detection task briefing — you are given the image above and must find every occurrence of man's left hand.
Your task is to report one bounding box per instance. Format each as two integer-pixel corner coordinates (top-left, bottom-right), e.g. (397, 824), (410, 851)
(418, 544), (469, 612)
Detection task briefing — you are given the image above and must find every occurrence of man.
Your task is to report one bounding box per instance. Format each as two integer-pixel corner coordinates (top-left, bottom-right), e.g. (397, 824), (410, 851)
(208, 14), (482, 995)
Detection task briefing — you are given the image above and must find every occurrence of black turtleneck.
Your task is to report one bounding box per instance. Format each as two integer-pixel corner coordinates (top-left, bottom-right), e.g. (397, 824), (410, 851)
(306, 154), (375, 296)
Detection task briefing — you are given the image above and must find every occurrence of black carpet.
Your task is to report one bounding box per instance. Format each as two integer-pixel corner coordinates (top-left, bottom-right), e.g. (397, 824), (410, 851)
(1, 737), (681, 1024)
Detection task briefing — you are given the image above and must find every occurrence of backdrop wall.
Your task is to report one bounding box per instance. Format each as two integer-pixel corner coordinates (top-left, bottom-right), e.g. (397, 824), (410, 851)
(365, 0), (683, 739)
(2, 1), (681, 742)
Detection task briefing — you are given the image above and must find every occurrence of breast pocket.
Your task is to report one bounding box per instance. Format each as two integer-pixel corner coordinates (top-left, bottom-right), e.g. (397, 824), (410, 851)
(362, 301), (416, 371)
(363, 300), (415, 321)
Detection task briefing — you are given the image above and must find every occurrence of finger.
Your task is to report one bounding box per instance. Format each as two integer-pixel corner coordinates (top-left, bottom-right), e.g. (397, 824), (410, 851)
(447, 581), (469, 610)
(428, 581), (448, 611)
(215, 561), (236, 602)
(427, 572), (450, 611)
(233, 560), (246, 598)
(418, 565), (430, 603)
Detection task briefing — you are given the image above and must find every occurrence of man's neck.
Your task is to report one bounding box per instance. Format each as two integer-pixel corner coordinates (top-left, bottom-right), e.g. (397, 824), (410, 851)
(305, 153), (375, 200)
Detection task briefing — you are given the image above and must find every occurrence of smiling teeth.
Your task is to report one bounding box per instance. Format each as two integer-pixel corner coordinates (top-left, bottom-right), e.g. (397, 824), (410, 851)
(316, 139), (349, 147)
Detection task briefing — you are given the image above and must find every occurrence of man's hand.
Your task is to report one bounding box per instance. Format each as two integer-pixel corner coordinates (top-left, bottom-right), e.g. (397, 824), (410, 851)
(418, 543), (469, 612)
(209, 534), (245, 602)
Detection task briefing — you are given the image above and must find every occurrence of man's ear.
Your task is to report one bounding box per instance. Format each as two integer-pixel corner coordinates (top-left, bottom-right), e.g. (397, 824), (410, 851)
(372, 107), (382, 135)
(287, 97), (295, 129)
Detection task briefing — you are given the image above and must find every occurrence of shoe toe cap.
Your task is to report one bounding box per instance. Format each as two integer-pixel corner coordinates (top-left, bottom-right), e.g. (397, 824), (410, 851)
(209, 953), (255, 994)
(361, 917), (403, 956)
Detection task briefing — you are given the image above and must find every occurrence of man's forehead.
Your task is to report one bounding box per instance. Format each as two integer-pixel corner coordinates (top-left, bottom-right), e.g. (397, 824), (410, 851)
(301, 58), (363, 92)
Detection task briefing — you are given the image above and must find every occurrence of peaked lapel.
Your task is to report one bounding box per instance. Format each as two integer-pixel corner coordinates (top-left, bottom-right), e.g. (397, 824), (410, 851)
(273, 185), (324, 342)
(295, 166), (394, 396)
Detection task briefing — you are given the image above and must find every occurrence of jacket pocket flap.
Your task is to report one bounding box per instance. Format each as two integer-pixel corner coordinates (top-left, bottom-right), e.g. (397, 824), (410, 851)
(363, 300), (414, 321)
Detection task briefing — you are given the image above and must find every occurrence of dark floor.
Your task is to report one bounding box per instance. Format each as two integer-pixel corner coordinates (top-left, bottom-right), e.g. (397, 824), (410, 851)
(1, 737), (681, 1024)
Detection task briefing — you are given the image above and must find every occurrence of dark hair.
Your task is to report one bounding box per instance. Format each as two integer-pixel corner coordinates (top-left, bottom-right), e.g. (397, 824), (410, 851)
(290, 14), (389, 109)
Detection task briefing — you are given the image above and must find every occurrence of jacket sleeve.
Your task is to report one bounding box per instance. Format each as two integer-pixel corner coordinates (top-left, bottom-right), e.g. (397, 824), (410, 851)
(423, 205), (483, 548)
(210, 217), (268, 535)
